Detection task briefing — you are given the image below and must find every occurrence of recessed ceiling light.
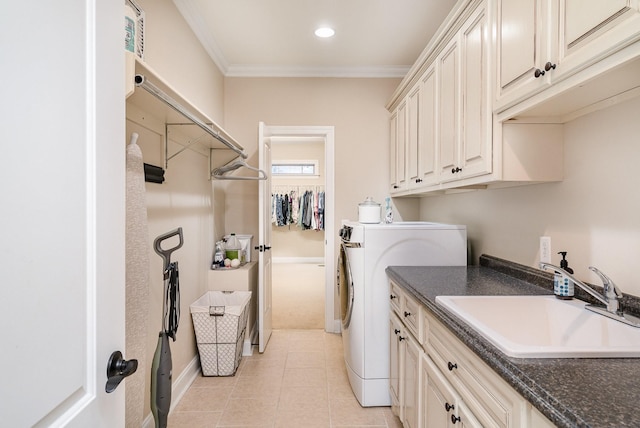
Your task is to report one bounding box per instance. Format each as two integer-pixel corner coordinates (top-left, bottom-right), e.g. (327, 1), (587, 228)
(315, 27), (335, 38)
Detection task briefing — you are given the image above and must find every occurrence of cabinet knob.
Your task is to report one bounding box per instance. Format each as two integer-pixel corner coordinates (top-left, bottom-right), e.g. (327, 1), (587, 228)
(534, 68), (545, 78)
(451, 167), (462, 174)
(451, 414), (461, 424)
(394, 329), (401, 335)
(404, 311), (411, 318)
(415, 178), (422, 183)
(393, 185), (399, 189)
(399, 336), (406, 341)
(390, 294), (397, 300)
(545, 61), (557, 71)
(445, 402), (455, 412)
(447, 361), (458, 371)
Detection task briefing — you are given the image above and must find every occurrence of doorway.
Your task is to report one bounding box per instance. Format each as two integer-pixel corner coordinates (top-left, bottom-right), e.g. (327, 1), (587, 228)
(259, 125), (337, 334)
(271, 138), (326, 329)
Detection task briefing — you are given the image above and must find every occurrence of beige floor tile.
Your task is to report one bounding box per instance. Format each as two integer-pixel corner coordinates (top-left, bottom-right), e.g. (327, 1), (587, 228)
(382, 406), (404, 428)
(285, 351), (326, 369)
(238, 357), (286, 377)
(168, 410), (221, 428)
(217, 397), (279, 427)
(191, 374), (239, 389)
(282, 367), (327, 388)
(231, 374), (283, 399)
(278, 385), (329, 410)
(175, 386), (231, 412)
(329, 396), (387, 426)
(274, 406), (331, 428)
(171, 330), (400, 427)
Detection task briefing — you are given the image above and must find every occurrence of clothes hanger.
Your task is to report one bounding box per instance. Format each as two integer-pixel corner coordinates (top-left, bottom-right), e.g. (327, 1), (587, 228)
(211, 159), (267, 181)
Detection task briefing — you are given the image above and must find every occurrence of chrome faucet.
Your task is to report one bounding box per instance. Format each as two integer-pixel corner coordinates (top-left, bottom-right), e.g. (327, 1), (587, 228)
(539, 262), (640, 327)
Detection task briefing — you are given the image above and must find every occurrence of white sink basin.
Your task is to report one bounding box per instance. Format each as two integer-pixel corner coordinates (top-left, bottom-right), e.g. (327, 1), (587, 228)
(435, 295), (640, 358)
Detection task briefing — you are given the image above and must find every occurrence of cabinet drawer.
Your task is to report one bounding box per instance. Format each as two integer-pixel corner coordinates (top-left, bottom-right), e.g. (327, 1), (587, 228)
(402, 293), (422, 340)
(390, 281), (403, 316)
(427, 316), (525, 428)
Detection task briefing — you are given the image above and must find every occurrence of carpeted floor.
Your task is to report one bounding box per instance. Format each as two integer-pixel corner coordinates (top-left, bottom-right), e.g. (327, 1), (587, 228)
(272, 263), (325, 329)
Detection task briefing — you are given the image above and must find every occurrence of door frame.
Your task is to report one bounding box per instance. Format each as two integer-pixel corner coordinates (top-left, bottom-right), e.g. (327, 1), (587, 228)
(262, 125), (337, 333)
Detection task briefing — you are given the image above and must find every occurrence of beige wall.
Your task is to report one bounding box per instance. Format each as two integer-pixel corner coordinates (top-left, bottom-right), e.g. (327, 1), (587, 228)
(129, 0), (225, 418)
(222, 77), (412, 259)
(271, 141), (325, 259)
(419, 95), (640, 296)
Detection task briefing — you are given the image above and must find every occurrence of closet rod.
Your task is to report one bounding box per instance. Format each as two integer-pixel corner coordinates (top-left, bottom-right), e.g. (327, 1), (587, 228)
(134, 74), (247, 160)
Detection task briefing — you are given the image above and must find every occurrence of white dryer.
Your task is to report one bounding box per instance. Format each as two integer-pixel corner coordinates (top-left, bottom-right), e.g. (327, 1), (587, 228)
(337, 221), (467, 407)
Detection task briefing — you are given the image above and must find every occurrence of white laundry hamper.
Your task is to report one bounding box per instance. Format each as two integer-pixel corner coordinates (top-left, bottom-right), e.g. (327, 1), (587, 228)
(190, 291), (252, 376)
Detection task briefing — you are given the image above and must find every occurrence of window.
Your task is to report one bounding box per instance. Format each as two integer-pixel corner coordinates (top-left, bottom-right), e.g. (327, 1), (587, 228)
(271, 160), (319, 177)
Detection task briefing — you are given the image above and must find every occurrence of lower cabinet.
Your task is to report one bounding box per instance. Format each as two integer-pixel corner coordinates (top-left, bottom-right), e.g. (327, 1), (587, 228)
(389, 280), (555, 428)
(423, 354), (481, 427)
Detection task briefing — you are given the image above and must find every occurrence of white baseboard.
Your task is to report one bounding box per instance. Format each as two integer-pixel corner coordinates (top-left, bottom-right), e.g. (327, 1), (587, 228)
(142, 354), (200, 428)
(243, 321), (258, 356)
(332, 319), (342, 334)
(272, 257), (324, 264)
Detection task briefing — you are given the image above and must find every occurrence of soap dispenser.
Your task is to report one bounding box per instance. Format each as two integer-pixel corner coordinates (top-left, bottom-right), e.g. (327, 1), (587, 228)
(554, 251), (574, 299)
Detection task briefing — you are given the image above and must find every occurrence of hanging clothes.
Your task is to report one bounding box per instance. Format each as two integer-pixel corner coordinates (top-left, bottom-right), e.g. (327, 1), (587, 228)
(271, 186), (324, 231)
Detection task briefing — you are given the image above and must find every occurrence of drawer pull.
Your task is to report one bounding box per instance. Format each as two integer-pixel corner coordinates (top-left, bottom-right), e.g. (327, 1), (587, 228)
(447, 361), (458, 371)
(451, 414), (461, 424)
(445, 402), (455, 412)
(404, 311), (411, 318)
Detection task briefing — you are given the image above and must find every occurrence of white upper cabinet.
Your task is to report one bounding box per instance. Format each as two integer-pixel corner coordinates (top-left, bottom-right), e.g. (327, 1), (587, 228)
(495, 0), (556, 109)
(459, 5), (492, 179)
(559, 0), (640, 72)
(438, 37), (461, 183)
(416, 66), (439, 188)
(496, 0), (640, 111)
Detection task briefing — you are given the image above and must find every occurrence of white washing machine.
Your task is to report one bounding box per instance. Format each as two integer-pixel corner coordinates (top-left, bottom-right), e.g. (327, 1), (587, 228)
(337, 221), (467, 407)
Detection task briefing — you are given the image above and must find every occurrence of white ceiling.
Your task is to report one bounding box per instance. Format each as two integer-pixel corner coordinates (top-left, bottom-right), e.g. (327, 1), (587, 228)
(173, 0), (459, 78)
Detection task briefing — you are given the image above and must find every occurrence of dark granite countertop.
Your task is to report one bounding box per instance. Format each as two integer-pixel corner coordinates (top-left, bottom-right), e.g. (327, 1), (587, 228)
(386, 255), (640, 428)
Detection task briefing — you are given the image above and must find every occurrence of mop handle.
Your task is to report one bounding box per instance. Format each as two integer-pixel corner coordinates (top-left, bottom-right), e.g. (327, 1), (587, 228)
(153, 227), (184, 272)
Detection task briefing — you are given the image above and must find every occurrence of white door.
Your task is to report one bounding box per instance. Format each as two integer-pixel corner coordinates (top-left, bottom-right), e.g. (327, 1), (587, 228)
(1, 1), (125, 426)
(258, 122), (273, 352)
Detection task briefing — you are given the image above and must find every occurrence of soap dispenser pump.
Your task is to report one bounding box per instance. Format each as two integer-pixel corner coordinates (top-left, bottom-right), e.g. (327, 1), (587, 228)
(554, 251), (574, 299)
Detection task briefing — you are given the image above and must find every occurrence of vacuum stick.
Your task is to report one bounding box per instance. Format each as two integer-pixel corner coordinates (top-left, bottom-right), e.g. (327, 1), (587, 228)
(150, 332), (172, 428)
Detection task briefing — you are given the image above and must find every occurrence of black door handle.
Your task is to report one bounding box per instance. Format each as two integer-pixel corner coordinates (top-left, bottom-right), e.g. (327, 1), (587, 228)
(106, 351), (138, 393)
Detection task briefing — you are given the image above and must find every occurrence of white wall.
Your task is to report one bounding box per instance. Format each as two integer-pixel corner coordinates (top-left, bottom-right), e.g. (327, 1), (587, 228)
(129, 0), (226, 418)
(419, 95), (640, 296)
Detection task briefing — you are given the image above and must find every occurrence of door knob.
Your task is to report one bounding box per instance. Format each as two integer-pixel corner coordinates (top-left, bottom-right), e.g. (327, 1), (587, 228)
(106, 351), (138, 393)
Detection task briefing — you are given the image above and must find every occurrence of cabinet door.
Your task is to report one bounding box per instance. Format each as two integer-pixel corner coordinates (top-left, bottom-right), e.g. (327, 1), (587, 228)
(423, 354), (460, 428)
(438, 36), (461, 182)
(417, 66), (439, 187)
(397, 101), (408, 190)
(559, 0), (640, 74)
(495, 0), (553, 108)
(459, 4), (492, 179)
(407, 86), (420, 187)
(403, 334), (421, 428)
(390, 314), (404, 416)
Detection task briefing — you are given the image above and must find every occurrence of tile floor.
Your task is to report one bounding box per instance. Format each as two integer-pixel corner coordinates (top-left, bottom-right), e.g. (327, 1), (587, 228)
(170, 329), (403, 427)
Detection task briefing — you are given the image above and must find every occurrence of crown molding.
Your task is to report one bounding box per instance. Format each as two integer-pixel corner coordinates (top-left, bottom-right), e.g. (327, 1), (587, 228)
(173, 0), (229, 74)
(225, 65), (410, 78)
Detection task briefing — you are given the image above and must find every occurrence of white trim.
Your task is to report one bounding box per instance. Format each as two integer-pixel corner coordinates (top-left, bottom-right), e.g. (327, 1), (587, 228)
(273, 257), (325, 264)
(142, 355), (201, 428)
(173, 0), (229, 74)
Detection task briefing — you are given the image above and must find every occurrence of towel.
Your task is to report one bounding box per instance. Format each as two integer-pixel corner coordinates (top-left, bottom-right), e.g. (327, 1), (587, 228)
(125, 132), (150, 428)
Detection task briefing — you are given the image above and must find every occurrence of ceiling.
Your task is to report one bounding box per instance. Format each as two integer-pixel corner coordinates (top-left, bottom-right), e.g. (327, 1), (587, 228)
(173, 0), (459, 78)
